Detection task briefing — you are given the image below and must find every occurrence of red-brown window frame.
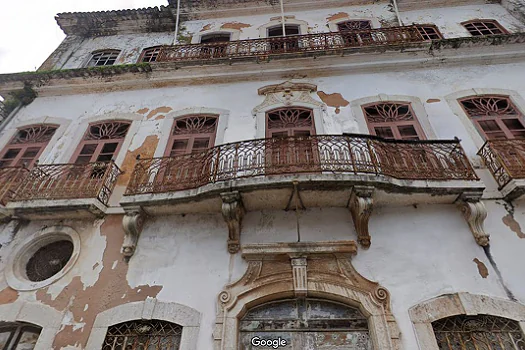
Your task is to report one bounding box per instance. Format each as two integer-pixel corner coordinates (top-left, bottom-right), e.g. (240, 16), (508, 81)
(139, 46), (162, 63)
(164, 115), (219, 157)
(459, 95), (525, 140)
(86, 50), (121, 67)
(362, 102), (427, 140)
(461, 19), (509, 36)
(71, 121), (131, 164)
(415, 24), (443, 40)
(0, 124), (58, 169)
(265, 107), (316, 138)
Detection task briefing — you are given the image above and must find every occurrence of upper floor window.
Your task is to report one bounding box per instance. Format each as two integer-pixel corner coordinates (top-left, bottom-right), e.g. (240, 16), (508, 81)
(103, 319), (182, 349)
(0, 124), (58, 168)
(416, 24), (443, 40)
(432, 314), (525, 349)
(140, 46), (162, 63)
(0, 322), (42, 349)
(87, 50), (121, 67)
(337, 20), (372, 32)
(165, 115), (218, 156)
(460, 95), (525, 140)
(268, 25), (300, 37)
(266, 107), (315, 138)
(72, 121), (131, 164)
(363, 102), (425, 140)
(200, 33), (231, 44)
(462, 20), (508, 36)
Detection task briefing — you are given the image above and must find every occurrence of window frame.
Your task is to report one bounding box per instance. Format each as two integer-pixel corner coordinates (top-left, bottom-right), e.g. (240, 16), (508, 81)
(265, 107), (316, 138)
(102, 319), (183, 349)
(164, 115), (219, 157)
(139, 46), (162, 63)
(362, 102), (427, 140)
(336, 20), (373, 32)
(415, 24), (443, 40)
(86, 50), (121, 67)
(0, 321), (42, 349)
(461, 19), (509, 36)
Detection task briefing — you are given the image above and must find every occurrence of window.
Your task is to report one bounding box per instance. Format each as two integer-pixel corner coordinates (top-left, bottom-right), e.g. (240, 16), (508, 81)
(200, 33), (231, 43)
(267, 25), (300, 37)
(87, 50), (120, 67)
(266, 107), (315, 137)
(165, 115), (218, 157)
(0, 125), (57, 168)
(103, 320), (182, 350)
(72, 121), (131, 164)
(432, 315), (525, 349)
(0, 322), (41, 349)
(459, 95), (525, 140)
(462, 20), (508, 36)
(199, 34), (231, 58)
(363, 102), (426, 140)
(26, 240), (74, 282)
(337, 20), (372, 32)
(240, 298), (371, 349)
(416, 25), (443, 40)
(140, 46), (162, 63)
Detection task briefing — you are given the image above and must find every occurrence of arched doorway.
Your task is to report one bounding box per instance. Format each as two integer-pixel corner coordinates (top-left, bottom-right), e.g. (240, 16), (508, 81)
(239, 298), (371, 349)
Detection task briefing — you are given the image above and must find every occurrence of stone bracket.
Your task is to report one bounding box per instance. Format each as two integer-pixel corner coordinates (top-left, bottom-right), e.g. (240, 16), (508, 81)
(458, 192), (489, 246)
(290, 256), (308, 297)
(349, 185), (375, 249)
(122, 207), (147, 260)
(221, 191), (245, 254)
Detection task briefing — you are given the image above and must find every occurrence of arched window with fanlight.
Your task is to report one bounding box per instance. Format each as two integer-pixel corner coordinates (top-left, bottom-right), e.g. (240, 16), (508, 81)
(337, 20), (373, 45)
(0, 124), (58, 168)
(362, 102), (426, 140)
(459, 95), (525, 140)
(0, 321), (42, 349)
(432, 314), (525, 349)
(102, 319), (182, 350)
(164, 115), (218, 157)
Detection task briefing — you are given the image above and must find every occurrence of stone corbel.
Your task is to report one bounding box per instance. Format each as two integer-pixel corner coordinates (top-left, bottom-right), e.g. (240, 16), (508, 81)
(290, 256), (308, 297)
(122, 208), (147, 260)
(349, 186), (375, 249)
(458, 192), (489, 246)
(221, 191), (245, 254)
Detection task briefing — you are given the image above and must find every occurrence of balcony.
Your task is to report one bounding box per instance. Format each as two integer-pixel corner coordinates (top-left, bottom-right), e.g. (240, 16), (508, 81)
(0, 167), (28, 221)
(122, 134), (482, 215)
(157, 26), (424, 64)
(5, 161), (121, 219)
(478, 139), (525, 200)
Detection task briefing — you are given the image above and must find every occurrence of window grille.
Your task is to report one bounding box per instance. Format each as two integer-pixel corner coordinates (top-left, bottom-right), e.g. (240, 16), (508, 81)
(337, 20), (372, 32)
(87, 50), (120, 67)
(166, 115), (218, 156)
(140, 47), (162, 63)
(462, 20), (508, 36)
(72, 121), (131, 164)
(363, 102), (426, 140)
(416, 25), (443, 40)
(432, 315), (525, 349)
(266, 107), (315, 137)
(0, 322), (41, 349)
(459, 95), (525, 139)
(0, 125), (58, 168)
(26, 240), (74, 282)
(103, 320), (182, 350)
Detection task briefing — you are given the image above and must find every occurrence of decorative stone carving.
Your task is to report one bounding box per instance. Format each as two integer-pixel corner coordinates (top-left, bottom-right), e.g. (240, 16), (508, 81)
(458, 192), (489, 246)
(349, 185), (375, 249)
(220, 191), (245, 254)
(213, 241), (400, 350)
(253, 81), (324, 115)
(122, 208), (147, 260)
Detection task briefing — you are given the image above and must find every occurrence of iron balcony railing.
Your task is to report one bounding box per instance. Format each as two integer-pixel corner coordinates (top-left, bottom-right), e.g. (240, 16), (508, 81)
(12, 161), (122, 205)
(125, 134), (478, 196)
(157, 26), (424, 62)
(478, 139), (525, 189)
(0, 167), (29, 206)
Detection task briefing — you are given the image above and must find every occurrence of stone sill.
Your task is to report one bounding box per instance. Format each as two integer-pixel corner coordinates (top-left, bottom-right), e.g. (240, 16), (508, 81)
(5, 198), (107, 220)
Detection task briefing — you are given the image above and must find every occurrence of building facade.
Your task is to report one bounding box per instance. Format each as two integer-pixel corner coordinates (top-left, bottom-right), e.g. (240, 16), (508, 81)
(0, 0), (525, 349)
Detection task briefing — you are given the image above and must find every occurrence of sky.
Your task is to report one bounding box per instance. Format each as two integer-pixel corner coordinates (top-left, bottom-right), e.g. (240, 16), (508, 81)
(0, 0), (165, 74)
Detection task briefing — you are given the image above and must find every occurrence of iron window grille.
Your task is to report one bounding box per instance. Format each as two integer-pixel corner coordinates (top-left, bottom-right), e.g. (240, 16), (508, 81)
(25, 240), (74, 282)
(336, 20), (373, 32)
(462, 20), (508, 36)
(416, 24), (443, 40)
(140, 47), (162, 63)
(362, 102), (426, 140)
(0, 322), (42, 349)
(87, 50), (121, 67)
(103, 320), (182, 350)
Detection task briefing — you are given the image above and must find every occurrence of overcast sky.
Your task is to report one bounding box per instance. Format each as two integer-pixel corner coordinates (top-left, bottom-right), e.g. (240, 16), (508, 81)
(0, 0), (165, 74)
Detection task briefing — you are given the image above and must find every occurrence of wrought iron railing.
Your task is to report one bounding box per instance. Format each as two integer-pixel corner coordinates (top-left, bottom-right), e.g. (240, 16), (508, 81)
(12, 161), (122, 205)
(0, 167), (29, 206)
(157, 26), (424, 62)
(125, 134), (477, 195)
(478, 139), (525, 188)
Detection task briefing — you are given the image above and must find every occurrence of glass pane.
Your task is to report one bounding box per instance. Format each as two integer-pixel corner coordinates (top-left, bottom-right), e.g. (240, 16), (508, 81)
(75, 156), (92, 165)
(398, 125), (420, 140)
(3, 148), (20, 159)
(192, 138), (210, 150)
(374, 127), (394, 139)
(21, 147), (40, 158)
(171, 140), (188, 152)
(15, 330), (40, 350)
(0, 330), (13, 347)
(271, 131), (288, 138)
(97, 154), (113, 162)
(101, 142), (118, 153)
(80, 144), (97, 155)
(293, 130), (311, 138)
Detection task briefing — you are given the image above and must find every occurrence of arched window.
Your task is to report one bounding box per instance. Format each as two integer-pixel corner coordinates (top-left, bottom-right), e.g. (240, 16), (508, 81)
(416, 24), (443, 40)
(432, 314), (525, 349)
(240, 298), (371, 349)
(199, 33), (232, 59)
(337, 20), (372, 32)
(103, 319), (182, 349)
(0, 321), (42, 349)
(87, 50), (121, 67)
(266, 107), (315, 138)
(72, 121), (131, 164)
(462, 20), (508, 36)
(362, 102), (426, 140)
(165, 115), (218, 157)
(337, 20), (373, 45)
(459, 95), (525, 140)
(139, 46), (162, 63)
(0, 124), (58, 168)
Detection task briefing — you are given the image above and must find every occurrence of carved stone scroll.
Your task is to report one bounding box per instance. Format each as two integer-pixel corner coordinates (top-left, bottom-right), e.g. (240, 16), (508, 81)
(349, 185), (374, 249)
(122, 208), (147, 260)
(290, 257), (308, 297)
(458, 192), (489, 246)
(221, 191), (245, 254)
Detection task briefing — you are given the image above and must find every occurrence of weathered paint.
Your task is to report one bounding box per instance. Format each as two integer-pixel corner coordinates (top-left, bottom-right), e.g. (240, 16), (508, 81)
(116, 134), (160, 187)
(317, 91), (350, 114)
(502, 214), (525, 238)
(473, 258), (489, 278)
(221, 22), (251, 30)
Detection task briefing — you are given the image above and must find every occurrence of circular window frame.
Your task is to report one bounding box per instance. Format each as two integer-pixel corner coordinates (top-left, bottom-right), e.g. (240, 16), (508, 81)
(5, 226), (80, 291)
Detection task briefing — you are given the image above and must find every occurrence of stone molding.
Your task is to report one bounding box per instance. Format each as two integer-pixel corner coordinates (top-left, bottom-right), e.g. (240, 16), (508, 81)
(0, 300), (63, 350)
(122, 207), (147, 260)
(86, 298), (201, 350)
(214, 241), (400, 350)
(349, 185), (375, 249)
(457, 192), (489, 246)
(220, 191), (245, 254)
(409, 292), (525, 350)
